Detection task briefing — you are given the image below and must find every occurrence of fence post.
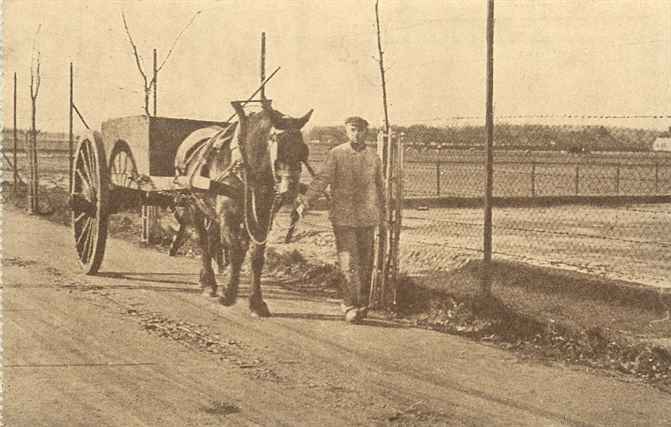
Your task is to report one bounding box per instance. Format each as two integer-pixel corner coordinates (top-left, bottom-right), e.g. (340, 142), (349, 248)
(530, 161), (536, 197)
(69, 63), (74, 192)
(575, 164), (580, 195)
(436, 161), (441, 196)
(13, 72), (18, 198)
(140, 50), (160, 244)
(481, 0), (495, 296)
(615, 163), (620, 194)
(654, 162), (659, 194)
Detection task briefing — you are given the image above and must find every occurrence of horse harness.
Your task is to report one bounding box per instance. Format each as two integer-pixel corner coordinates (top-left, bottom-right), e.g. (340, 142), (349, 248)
(175, 120), (301, 246)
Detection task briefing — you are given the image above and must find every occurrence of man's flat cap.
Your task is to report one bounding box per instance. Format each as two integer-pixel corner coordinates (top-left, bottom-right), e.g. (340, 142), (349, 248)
(344, 116), (369, 128)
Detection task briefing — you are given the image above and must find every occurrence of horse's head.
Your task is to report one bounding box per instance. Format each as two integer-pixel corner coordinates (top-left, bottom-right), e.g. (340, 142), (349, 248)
(241, 102), (313, 200)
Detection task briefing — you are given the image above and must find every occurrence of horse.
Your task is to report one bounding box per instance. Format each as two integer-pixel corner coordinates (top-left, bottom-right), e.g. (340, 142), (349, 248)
(176, 101), (312, 317)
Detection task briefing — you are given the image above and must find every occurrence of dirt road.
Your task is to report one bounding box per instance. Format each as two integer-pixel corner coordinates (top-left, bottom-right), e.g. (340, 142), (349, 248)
(3, 209), (671, 426)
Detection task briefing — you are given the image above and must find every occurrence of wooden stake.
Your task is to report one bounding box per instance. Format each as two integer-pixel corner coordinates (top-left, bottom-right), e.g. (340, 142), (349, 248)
(482, 0), (495, 296)
(375, 1), (390, 134)
(260, 32), (266, 100)
(69, 63), (74, 192)
(13, 72), (18, 197)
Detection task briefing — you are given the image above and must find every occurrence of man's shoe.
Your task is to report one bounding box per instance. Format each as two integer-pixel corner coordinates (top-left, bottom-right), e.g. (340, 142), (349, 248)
(344, 307), (362, 324)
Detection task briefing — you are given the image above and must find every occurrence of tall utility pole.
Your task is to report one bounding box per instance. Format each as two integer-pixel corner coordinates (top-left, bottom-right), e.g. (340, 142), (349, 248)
(69, 63), (74, 192)
(13, 72), (18, 197)
(260, 32), (266, 100)
(482, 0), (495, 296)
(29, 44), (41, 214)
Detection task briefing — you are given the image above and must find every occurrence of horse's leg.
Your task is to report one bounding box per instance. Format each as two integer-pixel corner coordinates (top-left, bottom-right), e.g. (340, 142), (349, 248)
(212, 228), (227, 274)
(248, 242), (271, 317)
(219, 205), (247, 306)
(169, 208), (188, 257)
(194, 210), (217, 297)
(221, 239), (231, 268)
(204, 219), (225, 274)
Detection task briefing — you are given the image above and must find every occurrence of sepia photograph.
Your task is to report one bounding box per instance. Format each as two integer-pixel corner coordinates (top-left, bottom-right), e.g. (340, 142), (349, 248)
(2, 0), (671, 425)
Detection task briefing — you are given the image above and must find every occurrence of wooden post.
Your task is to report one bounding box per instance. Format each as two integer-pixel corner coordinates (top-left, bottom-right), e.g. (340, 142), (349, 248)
(29, 81), (39, 214)
(530, 161), (536, 197)
(654, 162), (659, 194)
(481, 0), (495, 296)
(260, 32), (266, 100)
(13, 72), (18, 197)
(372, 0), (392, 308)
(140, 49), (160, 245)
(69, 63), (74, 192)
(141, 205), (150, 244)
(371, 131), (386, 307)
(436, 161), (441, 196)
(380, 130), (394, 305)
(392, 132), (404, 304)
(575, 164), (580, 195)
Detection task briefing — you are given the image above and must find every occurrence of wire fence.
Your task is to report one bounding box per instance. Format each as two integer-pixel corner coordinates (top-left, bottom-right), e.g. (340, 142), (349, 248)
(308, 119), (671, 287)
(403, 154), (671, 198)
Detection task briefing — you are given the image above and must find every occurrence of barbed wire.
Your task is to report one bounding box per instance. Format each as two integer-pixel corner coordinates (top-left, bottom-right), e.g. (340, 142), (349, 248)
(408, 114), (671, 123)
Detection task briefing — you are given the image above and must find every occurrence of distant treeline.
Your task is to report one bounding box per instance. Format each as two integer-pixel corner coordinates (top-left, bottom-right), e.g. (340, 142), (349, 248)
(1, 128), (77, 152)
(308, 124), (664, 152)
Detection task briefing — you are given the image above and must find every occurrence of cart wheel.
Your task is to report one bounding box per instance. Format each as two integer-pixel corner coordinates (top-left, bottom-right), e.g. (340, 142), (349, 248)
(109, 141), (138, 188)
(71, 131), (109, 274)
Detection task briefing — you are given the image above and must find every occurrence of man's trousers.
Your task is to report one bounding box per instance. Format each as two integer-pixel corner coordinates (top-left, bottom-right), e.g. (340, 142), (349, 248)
(333, 226), (376, 309)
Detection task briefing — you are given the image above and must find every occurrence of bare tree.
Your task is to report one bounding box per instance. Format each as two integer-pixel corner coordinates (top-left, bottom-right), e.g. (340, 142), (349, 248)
(121, 10), (201, 116)
(28, 24), (42, 213)
(375, 1), (390, 134)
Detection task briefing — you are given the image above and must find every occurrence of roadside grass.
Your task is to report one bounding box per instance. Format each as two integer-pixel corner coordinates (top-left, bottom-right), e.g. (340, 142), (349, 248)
(262, 250), (671, 393)
(393, 261), (671, 392)
(5, 182), (671, 393)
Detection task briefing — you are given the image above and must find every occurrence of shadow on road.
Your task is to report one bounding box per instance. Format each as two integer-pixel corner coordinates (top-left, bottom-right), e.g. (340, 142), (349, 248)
(271, 312), (407, 329)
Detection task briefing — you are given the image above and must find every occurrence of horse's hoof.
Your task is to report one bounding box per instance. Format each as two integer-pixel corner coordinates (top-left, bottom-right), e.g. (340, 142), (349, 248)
(219, 293), (237, 306)
(250, 301), (271, 318)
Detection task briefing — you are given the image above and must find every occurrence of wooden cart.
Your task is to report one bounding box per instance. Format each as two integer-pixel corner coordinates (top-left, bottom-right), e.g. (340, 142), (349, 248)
(70, 115), (228, 274)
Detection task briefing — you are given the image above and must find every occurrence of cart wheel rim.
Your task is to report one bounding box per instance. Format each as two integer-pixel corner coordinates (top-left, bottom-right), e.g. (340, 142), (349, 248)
(71, 132), (108, 274)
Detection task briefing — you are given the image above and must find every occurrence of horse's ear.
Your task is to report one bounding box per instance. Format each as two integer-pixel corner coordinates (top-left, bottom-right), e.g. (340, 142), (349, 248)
(261, 100), (273, 111)
(231, 101), (246, 121)
(267, 108), (287, 129)
(296, 109), (314, 129)
(267, 107), (313, 129)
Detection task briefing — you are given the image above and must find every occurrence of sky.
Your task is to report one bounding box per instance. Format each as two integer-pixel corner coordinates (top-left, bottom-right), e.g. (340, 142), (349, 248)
(2, 0), (671, 133)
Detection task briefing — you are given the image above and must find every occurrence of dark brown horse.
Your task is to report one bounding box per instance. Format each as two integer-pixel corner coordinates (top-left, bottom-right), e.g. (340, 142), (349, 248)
(178, 102), (312, 317)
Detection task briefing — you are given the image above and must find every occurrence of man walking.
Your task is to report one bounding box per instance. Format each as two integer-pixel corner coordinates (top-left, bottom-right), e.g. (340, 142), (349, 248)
(296, 116), (385, 323)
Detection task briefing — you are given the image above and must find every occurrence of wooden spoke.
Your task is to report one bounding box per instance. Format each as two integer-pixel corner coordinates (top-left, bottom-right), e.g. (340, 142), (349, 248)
(76, 169), (89, 190)
(76, 218), (91, 251)
(74, 211), (86, 224)
(110, 143), (138, 189)
(86, 143), (97, 188)
(83, 223), (94, 262)
(80, 147), (94, 189)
